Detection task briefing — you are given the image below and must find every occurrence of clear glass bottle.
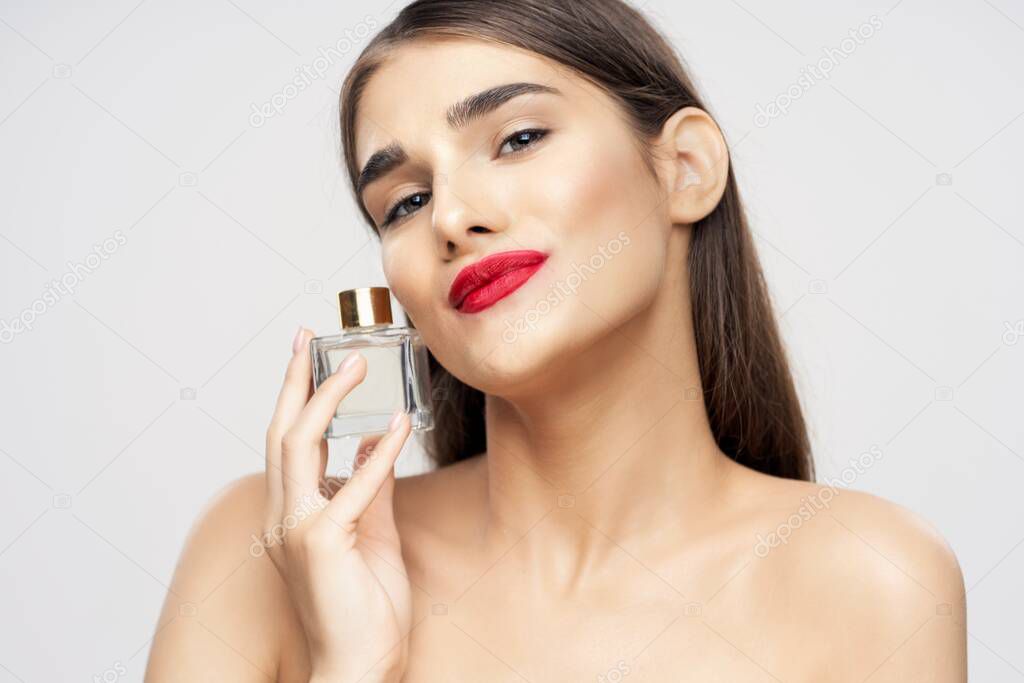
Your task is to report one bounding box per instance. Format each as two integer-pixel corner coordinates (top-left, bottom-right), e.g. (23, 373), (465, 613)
(310, 287), (434, 439)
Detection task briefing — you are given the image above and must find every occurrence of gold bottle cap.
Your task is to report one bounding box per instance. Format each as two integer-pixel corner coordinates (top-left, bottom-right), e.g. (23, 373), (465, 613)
(338, 287), (393, 328)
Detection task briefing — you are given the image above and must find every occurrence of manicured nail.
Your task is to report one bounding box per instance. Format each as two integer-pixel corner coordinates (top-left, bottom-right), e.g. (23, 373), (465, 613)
(388, 409), (404, 431)
(291, 325), (304, 355)
(338, 351), (363, 373)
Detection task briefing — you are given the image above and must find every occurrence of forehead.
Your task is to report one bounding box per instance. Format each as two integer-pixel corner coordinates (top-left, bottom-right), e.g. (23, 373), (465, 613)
(353, 38), (573, 167)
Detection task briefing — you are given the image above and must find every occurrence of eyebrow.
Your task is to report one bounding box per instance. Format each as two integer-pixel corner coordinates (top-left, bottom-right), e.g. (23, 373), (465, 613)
(356, 81), (561, 198)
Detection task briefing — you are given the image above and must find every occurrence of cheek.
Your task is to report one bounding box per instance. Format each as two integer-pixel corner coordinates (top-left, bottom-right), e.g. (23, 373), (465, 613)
(528, 131), (668, 312)
(381, 237), (462, 357)
(532, 130), (661, 242)
(533, 139), (612, 225)
(381, 239), (433, 322)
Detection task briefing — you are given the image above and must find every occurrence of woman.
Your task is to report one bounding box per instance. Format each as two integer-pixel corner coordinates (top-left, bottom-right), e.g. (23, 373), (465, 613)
(146, 1), (966, 680)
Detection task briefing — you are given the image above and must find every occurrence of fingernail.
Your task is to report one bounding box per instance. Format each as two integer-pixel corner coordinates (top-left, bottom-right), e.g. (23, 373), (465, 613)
(338, 351), (362, 373)
(291, 325), (304, 355)
(388, 409), (404, 431)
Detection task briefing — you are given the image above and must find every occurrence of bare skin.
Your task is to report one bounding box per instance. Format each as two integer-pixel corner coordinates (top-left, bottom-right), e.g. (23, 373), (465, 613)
(146, 37), (966, 682)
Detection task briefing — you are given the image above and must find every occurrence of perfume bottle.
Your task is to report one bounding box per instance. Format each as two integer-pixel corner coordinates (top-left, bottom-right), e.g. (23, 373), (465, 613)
(310, 287), (434, 439)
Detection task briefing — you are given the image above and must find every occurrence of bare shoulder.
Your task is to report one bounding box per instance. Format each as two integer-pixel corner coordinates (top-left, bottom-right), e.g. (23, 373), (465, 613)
(750, 471), (964, 601)
(147, 458), (487, 681)
(146, 473), (304, 682)
(391, 453), (487, 598)
(393, 452), (487, 535)
(728, 465), (966, 680)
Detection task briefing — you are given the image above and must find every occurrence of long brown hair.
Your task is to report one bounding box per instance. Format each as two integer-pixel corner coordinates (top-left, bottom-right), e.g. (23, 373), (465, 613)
(338, 0), (814, 481)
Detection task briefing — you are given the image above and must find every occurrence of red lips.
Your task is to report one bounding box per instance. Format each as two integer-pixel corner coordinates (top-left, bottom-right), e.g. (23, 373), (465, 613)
(448, 249), (548, 314)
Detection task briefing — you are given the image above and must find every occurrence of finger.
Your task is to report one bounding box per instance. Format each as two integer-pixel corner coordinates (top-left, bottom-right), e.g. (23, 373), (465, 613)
(319, 431), (382, 500)
(266, 327), (314, 520)
(318, 439), (328, 486)
(326, 411), (410, 525)
(282, 351), (367, 511)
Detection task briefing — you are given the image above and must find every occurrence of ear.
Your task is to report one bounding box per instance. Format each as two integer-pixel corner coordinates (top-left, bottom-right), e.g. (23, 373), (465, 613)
(652, 107), (730, 224)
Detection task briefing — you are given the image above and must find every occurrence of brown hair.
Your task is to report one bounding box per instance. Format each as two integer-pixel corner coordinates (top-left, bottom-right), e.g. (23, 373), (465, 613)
(338, 0), (814, 481)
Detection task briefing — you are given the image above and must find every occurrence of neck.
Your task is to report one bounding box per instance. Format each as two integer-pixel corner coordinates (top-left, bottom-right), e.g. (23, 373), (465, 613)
(473, 230), (733, 590)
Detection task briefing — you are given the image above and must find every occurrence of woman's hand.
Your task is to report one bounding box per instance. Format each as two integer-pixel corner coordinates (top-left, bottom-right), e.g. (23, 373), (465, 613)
(263, 326), (413, 683)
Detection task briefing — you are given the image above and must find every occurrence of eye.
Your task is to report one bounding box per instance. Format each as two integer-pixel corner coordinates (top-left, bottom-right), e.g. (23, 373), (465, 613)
(498, 128), (549, 157)
(381, 191), (432, 229)
(378, 127), (552, 232)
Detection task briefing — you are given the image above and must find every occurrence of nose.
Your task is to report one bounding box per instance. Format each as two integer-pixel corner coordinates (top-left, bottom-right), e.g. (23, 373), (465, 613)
(430, 171), (504, 259)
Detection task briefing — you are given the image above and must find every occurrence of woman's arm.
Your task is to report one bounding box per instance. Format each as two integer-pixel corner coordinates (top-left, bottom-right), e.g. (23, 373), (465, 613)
(848, 497), (967, 681)
(809, 488), (968, 681)
(145, 473), (286, 682)
(147, 326), (415, 683)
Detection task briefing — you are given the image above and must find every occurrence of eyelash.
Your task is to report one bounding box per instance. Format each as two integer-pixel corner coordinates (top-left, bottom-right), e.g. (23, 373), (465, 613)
(379, 127), (550, 230)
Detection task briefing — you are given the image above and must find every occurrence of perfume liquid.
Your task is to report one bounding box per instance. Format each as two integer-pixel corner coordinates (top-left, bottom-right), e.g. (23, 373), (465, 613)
(311, 287), (434, 439)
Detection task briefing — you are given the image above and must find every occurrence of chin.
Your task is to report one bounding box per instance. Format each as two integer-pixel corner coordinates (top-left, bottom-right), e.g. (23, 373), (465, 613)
(450, 297), (608, 398)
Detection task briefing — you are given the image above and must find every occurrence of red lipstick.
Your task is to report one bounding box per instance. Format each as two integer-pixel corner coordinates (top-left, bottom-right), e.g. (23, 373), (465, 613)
(448, 249), (548, 314)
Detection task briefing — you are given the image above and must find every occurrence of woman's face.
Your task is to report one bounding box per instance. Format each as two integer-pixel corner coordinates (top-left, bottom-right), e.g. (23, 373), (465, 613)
(354, 38), (677, 397)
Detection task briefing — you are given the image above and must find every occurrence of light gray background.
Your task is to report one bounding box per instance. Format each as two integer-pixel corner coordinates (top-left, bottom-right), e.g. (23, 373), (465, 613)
(1, 0), (1021, 680)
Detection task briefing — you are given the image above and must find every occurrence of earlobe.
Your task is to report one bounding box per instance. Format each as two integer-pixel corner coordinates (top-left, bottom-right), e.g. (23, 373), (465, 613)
(655, 107), (730, 224)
